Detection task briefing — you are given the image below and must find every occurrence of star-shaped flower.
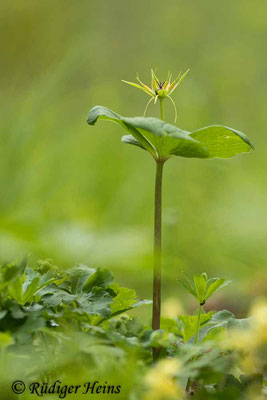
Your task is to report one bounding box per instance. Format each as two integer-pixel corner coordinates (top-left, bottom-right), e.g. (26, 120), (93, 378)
(122, 68), (190, 122)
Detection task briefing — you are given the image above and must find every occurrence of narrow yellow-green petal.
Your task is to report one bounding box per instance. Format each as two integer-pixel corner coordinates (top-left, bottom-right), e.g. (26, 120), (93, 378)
(122, 80), (154, 96)
(169, 69), (190, 94)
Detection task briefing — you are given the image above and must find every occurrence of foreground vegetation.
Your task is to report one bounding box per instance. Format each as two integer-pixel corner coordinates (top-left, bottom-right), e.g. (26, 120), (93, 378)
(0, 259), (266, 399)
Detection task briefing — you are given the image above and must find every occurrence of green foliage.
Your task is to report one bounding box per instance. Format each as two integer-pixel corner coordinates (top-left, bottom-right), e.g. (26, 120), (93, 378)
(87, 106), (253, 162)
(0, 260), (151, 344)
(0, 260), (265, 399)
(188, 310), (252, 344)
(178, 312), (214, 342)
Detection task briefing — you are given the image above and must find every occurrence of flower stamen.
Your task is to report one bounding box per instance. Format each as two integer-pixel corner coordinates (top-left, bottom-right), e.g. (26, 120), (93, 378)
(122, 68), (190, 123)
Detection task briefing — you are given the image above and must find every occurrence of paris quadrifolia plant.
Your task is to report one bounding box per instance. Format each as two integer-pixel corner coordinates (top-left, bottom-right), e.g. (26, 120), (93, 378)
(87, 68), (254, 360)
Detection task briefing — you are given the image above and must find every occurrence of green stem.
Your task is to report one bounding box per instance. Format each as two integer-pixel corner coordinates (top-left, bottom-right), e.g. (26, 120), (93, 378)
(186, 304), (202, 392)
(152, 97), (165, 360)
(152, 160), (164, 360)
(159, 98), (164, 120)
(194, 304), (202, 345)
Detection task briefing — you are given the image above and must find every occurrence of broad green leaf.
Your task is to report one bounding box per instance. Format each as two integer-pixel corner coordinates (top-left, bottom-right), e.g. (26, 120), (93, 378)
(189, 310), (252, 344)
(190, 125), (254, 158)
(87, 105), (122, 125)
(41, 286), (75, 307)
(87, 106), (254, 160)
(87, 106), (157, 157)
(189, 310), (234, 344)
(76, 287), (113, 318)
(67, 265), (95, 294)
(83, 268), (114, 292)
(121, 134), (146, 150)
(205, 278), (231, 300)
(194, 274), (207, 304)
(87, 106), (209, 159)
(92, 284), (151, 326)
(109, 284), (137, 315)
(109, 285), (151, 315)
(227, 316), (253, 330)
(122, 117), (209, 159)
(179, 312), (214, 342)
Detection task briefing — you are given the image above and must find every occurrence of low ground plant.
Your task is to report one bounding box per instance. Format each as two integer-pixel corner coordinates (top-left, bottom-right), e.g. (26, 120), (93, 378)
(0, 259), (266, 399)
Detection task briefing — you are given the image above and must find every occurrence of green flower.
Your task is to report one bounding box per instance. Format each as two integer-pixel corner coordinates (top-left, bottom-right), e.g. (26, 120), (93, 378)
(122, 68), (190, 122)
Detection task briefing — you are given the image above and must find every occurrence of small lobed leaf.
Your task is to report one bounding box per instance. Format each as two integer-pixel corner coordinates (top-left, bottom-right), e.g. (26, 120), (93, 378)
(205, 278), (231, 301)
(178, 272), (197, 299)
(194, 274), (207, 304)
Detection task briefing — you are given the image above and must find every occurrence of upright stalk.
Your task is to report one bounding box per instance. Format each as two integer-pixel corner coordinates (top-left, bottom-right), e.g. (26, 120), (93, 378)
(159, 98), (164, 120)
(152, 99), (165, 361)
(152, 161), (164, 331)
(152, 160), (164, 360)
(194, 304), (202, 345)
(186, 304), (202, 391)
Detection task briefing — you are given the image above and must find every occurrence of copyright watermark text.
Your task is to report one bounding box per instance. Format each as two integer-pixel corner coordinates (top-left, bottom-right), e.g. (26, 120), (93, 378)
(11, 380), (121, 398)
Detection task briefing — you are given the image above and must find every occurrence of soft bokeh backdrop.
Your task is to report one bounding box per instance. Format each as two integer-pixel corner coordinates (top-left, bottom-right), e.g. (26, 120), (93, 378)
(1, 0), (266, 319)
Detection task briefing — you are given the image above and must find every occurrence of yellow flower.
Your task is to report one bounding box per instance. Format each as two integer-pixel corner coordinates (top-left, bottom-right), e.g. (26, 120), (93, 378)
(162, 297), (184, 318)
(249, 299), (267, 343)
(122, 69), (190, 122)
(222, 299), (267, 374)
(143, 359), (183, 400)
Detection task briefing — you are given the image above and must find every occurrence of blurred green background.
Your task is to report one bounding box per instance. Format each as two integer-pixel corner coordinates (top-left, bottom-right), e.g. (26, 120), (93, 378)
(0, 0), (266, 318)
